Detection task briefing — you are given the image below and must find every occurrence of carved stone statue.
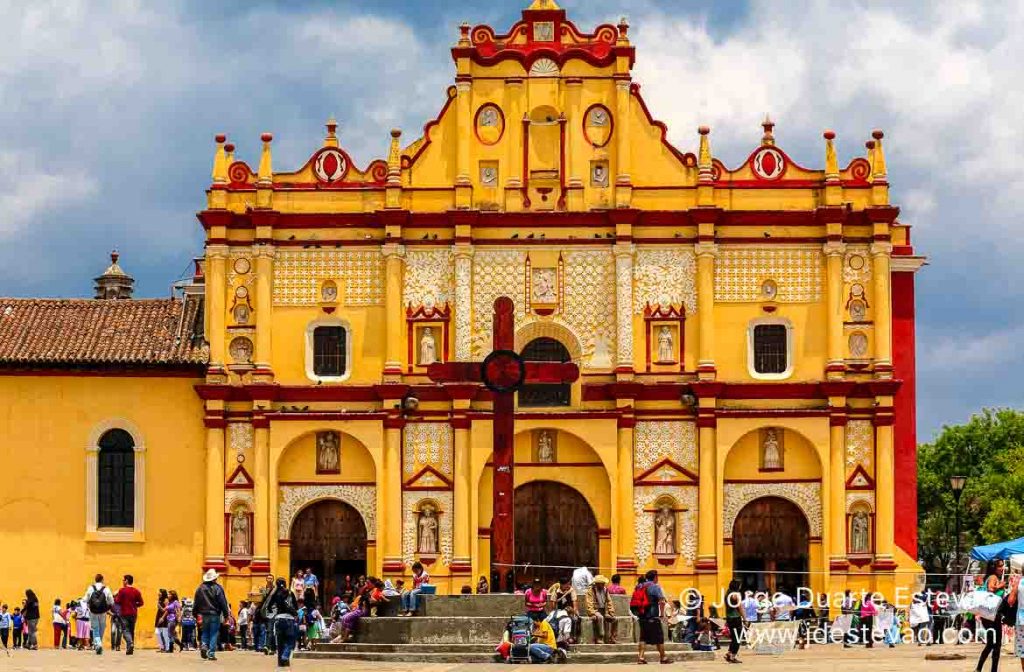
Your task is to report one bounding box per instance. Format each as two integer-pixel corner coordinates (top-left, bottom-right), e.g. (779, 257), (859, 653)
(420, 327), (437, 366)
(230, 508), (250, 555)
(317, 431), (340, 474)
(654, 505), (676, 555)
(657, 326), (674, 363)
(537, 431), (554, 463)
(533, 269), (556, 304)
(480, 107), (498, 127)
(418, 504), (439, 554)
(851, 511), (870, 554)
(762, 428), (782, 470)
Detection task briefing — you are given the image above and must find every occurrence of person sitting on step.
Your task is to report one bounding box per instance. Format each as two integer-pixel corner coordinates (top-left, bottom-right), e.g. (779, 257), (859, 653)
(547, 576), (580, 645)
(400, 563), (430, 616)
(524, 579), (548, 622)
(529, 614), (567, 663)
(585, 575), (618, 644)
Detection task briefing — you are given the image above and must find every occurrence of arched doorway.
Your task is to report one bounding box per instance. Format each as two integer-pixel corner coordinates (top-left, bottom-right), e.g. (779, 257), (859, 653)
(520, 337), (571, 407)
(732, 497), (809, 595)
(290, 500), (367, 601)
(506, 481), (598, 586)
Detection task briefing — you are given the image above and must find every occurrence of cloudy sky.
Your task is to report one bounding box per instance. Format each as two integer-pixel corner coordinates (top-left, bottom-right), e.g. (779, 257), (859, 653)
(1, 0), (1021, 439)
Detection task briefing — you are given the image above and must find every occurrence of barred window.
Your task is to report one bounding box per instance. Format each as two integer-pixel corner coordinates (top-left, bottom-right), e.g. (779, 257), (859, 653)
(313, 326), (347, 377)
(519, 337), (571, 407)
(98, 429), (135, 528)
(753, 324), (789, 375)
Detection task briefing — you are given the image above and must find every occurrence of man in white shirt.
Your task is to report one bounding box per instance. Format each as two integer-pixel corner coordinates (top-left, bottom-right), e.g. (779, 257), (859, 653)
(741, 592), (760, 623)
(772, 592), (794, 622)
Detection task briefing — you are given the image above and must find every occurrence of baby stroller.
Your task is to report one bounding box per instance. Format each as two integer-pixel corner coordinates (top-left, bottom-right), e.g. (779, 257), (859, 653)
(507, 615), (533, 664)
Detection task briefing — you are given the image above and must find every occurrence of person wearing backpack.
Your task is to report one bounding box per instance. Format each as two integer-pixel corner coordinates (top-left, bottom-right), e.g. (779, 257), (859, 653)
(83, 573), (115, 655)
(633, 570), (671, 664)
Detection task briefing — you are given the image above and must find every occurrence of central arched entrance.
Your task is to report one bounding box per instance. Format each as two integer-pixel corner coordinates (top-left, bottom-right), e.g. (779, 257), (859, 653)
(507, 481), (598, 587)
(290, 500), (367, 601)
(732, 497), (809, 595)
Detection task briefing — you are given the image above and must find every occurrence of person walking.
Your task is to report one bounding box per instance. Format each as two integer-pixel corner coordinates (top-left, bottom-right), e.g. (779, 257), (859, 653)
(0, 604), (10, 650)
(166, 590), (182, 652)
(22, 590), (39, 650)
(113, 574), (143, 655)
(11, 608), (22, 648)
(51, 598), (67, 649)
(254, 574), (274, 653)
(724, 579), (744, 664)
(74, 599), (91, 649)
(859, 593), (879, 649)
(155, 593), (169, 652)
(260, 577), (299, 668)
(83, 575), (114, 654)
(1011, 567), (1023, 671)
(976, 558), (1007, 672)
(634, 570), (671, 665)
(585, 575), (617, 644)
(193, 569), (230, 661)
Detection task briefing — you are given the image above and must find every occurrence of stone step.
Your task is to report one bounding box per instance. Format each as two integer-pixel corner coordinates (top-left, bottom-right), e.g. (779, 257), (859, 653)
(295, 650), (715, 664)
(353, 615), (637, 644)
(313, 642), (697, 653)
(411, 593), (631, 618)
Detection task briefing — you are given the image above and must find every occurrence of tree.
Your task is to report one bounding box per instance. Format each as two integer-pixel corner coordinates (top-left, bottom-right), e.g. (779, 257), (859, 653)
(917, 409), (1024, 574)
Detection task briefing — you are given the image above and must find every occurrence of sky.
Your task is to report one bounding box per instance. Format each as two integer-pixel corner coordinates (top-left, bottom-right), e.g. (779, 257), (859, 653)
(1, 0), (1022, 440)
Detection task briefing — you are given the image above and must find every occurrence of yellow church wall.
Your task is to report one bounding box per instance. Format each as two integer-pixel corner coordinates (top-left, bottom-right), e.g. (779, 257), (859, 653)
(276, 431), (376, 484)
(269, 306), (388, 385)
(0, 375), (205, 649)
(722, 428), (822, 481)
(713, 302), (828, 382)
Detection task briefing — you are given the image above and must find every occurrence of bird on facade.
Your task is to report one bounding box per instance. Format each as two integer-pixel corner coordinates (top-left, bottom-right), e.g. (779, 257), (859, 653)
(511, 233), (519, 239)
(605, 232), (614, 239)
(288, 234), (296, 240)
(674, 232), (681, 238)
(432, 233), (438, 240)
(594, 233), (601, 239)
(527, 233), (535, 239)
(422, 233), (429, 240)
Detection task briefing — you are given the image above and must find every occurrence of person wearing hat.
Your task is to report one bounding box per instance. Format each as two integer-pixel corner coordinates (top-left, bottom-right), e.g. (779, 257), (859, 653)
(585, 575), (618, 644)
(193, 569), (230, 661)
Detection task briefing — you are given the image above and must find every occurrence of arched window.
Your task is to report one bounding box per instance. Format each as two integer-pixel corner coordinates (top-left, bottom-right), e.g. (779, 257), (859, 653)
(98, 429), (135, 528)
(519, 337), (571, 407)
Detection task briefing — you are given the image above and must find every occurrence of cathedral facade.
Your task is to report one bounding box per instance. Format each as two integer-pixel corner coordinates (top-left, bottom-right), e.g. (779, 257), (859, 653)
(0, 1), (924, 619)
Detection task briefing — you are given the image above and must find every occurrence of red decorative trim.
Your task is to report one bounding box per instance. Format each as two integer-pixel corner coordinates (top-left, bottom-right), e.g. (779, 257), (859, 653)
(694, 558), (718, 572)
(202, 559), (228, 572)
(635, 458), (698, 485)
(485, 461), (604, 468)
(845, 464), (875, 490)
(403, 464), (454, 491)
(598, 528), (612, 539)
(617, 414), (636, 429)
(582, 103), (613, 148)
(630, 84), (693, 169)
(449, 560), (472, 574)
(382, 559), (406, 573)
(723, 478), (820, 485)
(225, 464), (255, 489)
(891, 268), (918, 558)
(715, 408), (830, 419)
(521, 115), (531, 207)
(848, 556), (873, 568)
(402, 86), (458, 170)
(829, 559), (850, 572)
(276, 480), (376, 487)
(616, 558), (638, 572)
(250, 559), (271, 573)
(871, 558), (898, 571)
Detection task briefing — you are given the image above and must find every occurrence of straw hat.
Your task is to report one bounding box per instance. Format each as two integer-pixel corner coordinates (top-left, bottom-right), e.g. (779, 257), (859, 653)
(592, 575), (609, 584)
(203, 569), (219, 582)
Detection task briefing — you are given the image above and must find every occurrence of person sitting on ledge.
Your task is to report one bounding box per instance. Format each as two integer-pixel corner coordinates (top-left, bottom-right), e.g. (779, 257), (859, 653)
(585, 575), (618, 644)
(607, 574), (627, 595)
(477, 576), (490, 594)
(400, 562), (430, 617)
(528, 615), (567, 664)
(547, 577), (579, 645)
(524, 579), (548, 622)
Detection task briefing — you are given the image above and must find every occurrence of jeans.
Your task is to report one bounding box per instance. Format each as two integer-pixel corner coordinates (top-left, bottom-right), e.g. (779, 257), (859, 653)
(89, 613), (107, 649)
(528, 643), (554, 662)
(0, 628), (7, 648)
(275, 618), (298, 666)
(254, 622), (267, 650)
(110, 618), (121, 650)
(25, 619), (38, 648)
(977, 616), (1002, 672)
(200, 616), (221, 656)
(590, 609), (618, 643)
(156, 627), (169, 651)
(400, 589), (422, 613)
(122, 614), (136, 651)
(239, 624), (249, 649)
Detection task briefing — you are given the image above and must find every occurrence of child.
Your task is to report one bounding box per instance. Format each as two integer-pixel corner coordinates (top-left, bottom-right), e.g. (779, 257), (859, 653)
(0, 604), (11, 650)
(307, 606), (324, 644)
(75, 600), (91, 650)
(693, 619), (715, 652)
(11, 608), (23, 648)
(297, 606), (308, 650)
(180, 598), (196, 650)
(237, 601), (250, 650)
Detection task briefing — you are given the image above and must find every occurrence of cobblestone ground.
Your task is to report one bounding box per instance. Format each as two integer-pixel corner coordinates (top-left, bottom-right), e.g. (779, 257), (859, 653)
(0, 643), (1004, 672)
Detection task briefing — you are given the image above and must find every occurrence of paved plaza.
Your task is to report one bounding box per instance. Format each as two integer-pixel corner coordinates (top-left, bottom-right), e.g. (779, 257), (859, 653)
(0, 644), (998, 672)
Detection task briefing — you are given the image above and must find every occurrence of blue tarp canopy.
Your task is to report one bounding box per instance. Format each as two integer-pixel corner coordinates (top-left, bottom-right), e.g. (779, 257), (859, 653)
(970, 536), (1024, 561)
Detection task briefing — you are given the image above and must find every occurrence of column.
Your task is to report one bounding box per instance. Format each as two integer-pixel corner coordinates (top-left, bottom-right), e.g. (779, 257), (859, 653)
(383, 244), (405, 377)
(871, 242), (893, 374)
(824, 241), (846, 374)
(455, 78), (472, 208)
(505, 79), (524, 189)
(874, 419), (895, 563)
(614, 78), (632, 207)
(828, 419), (847, 562)
(253, 423), (270, 563)
(452, 415), (472, 572)
(614, 244), (634, 373)
(695, 243), (717, 376)
(453, 246), (474, 361)
(615, 419), (636, 572)
(253, 244), (275, 372)
(381, 420), (404, 571)
(206, 245), (228, 368)
(696, 422), (717, 565)
(204, 424), (226, 566)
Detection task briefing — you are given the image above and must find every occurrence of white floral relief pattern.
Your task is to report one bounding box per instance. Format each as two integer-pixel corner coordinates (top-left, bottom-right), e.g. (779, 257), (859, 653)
(273, 249), (383, 306)
(562, 249), (616, 364)
(228, 423), (253, 456)
(845, 420), (873, 469)
(403, 423), (453, 477)
(225, 490), (254, 512)
(404, 248), (454, 308)
(715, 247), (824, 303)
(723, 482), (822, 538)
(634, 486), (697, 565)
(847, 491), (875, 512)
(402, 491), (453, 566)
(842, 245), (872, 283)
(634, 421), (697, 472)
(633, 248), (697, 314)
(454, 253), (473, 360)
(278, 484), (376, 539)
(471, 249), (528, 358)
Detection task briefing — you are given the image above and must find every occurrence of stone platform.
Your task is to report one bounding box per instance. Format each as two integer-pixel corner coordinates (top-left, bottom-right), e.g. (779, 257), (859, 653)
(295, 594), (715, 664)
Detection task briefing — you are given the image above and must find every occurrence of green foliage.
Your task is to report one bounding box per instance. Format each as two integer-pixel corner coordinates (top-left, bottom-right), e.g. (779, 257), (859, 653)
(917, 409), (1024, 573)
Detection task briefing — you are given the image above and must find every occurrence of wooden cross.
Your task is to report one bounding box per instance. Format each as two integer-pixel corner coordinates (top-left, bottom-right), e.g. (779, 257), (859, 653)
(427, 296), (580, 591)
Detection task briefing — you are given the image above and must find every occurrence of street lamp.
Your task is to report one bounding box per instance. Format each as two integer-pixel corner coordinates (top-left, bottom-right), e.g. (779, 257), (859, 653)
(950, 475), (967, 588)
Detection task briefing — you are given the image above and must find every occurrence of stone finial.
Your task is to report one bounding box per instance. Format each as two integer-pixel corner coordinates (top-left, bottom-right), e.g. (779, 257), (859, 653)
(865, 139), (876, 177)
(212, 134), (228, 184)
(761, 114), (775, 146)
(325, 117), (339, 148)
(94, 250), (135, 300)
(224, 142), (235, 166)
(387, 129), (402, 186)
(617, 16), (630, 45)
(871, 129), (887, 181)
(823, 130), (838, 181)
(257, 132), (273, 186)
(697, 126), (713, 183)
(458, 22), (471, 47)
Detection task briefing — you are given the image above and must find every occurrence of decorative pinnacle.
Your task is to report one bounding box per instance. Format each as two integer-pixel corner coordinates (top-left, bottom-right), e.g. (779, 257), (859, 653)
(870, 129), (887, 180)
(325, 116), (339, 147)
(761, 114), (775, 146)
(212, 134), (228, 184)
(257, 132), (273, 185)
(823, 130), (838, 181)
(458, 22), (471, 47)
(260, 132), (273, 143)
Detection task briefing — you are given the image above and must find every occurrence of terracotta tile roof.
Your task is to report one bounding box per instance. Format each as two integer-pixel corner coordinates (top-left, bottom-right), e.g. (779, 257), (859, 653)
(0, 296), (208, 368)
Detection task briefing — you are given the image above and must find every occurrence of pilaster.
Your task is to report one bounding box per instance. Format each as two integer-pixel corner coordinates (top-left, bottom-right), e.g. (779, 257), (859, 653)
(871, 241), (893, 377)
(204, 423), (226, 569)
(694, 241), (717, 379)
(613, 243), (635, 376)
(453, 246), (474, 361)
(383, 243), (406, 380)
(823, 240), (846, 376)
(253, 244), (275, 379)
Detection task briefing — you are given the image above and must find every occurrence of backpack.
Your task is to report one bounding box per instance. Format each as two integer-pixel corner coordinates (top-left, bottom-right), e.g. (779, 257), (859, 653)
(507, 616), (532, 663)
(629, 581), (650, 617)
(88, 586), (110, 614)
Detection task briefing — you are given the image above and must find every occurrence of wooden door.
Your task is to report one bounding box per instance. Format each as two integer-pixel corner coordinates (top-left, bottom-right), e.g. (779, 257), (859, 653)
(732, 497), (809, 593)
(509, 481), (598, 587)
(290, 500), (367, 601)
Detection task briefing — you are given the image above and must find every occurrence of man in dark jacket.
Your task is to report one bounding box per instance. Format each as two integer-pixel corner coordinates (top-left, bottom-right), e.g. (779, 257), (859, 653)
(260, 578), (299, 667)
(193, 569), (230, 661)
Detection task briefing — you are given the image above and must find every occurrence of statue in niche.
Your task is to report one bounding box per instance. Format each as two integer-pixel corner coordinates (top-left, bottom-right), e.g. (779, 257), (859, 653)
(657, 326), (674, 363)
(533, 268), (556, 304)
(762, 428), (782, 470)
(480, 107), (499, 127)
(417, 504), (439, 554)
(420, 327), (437, 366)
(654, 505), (676, 555)
(233, 303), (250, 325)
(851, 511), (870, 554)
(316, 431), (340, 474)
(537, 431), (555, 463)
(230, 508), (250, 555)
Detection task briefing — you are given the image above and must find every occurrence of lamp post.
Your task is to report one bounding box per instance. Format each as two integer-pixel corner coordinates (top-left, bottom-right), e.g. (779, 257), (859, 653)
(949, 474), (967, 590)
